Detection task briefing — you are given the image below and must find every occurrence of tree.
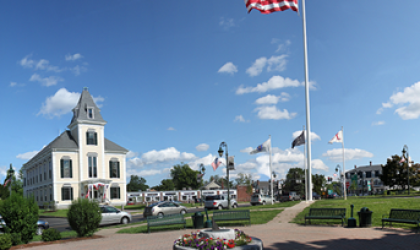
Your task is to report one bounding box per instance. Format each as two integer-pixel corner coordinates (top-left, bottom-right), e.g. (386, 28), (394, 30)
(170, 163), (201, 190)
(381, 155), (420, 190)
(151, 179), (175, 191)
(312, 174), (326, 195)
(283, 168), (305, 196)
(126, 175), (149, 191)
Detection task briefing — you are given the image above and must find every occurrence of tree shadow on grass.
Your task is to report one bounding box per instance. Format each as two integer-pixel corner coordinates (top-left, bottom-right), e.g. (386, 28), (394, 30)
(264, 232), (420, 250)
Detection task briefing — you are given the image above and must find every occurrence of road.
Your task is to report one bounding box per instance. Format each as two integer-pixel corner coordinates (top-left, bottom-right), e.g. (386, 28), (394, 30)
(46, 203), (250, 232)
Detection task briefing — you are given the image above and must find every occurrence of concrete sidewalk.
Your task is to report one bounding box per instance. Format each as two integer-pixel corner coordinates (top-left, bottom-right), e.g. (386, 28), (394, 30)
(26, 201), (420, 249)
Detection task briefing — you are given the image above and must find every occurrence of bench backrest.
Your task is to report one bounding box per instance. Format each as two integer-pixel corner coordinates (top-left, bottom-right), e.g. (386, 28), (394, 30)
(147, 213), (185, 224)
(213, 210), (250, 219)
(309, 208), (346, 217)
(389, 209), (420, 221)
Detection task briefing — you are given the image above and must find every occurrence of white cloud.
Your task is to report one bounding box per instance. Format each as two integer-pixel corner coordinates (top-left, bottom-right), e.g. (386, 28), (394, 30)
(16, 151), (39, 160)
(380, 82), (420, 120)
(246, 55), (288, 77)
(311, 159), (329, 171)
(240, 147), (254, 153)
(65, 53), (83, 61)
(218, 62), (238, 75)
(137, 169), (161, 177)
(134, 147), (197, 165)
(0, 166), (8, 177)
(236, 75), (301, 95)
(292, 131), (321, 142)
(30, 73), (64, 87)
(254, 106), (297, 120)
(255, 93), (290, 105)
(234, 115), (249, 123)
(167, 127), (176, 131)
(219, 17), (236, 30)
(322, 148), (374, 162)
(272, 39), (291, 53)
(372, 121), (385, 126)
(196, 143), (209, 152)
(20, 55), (62, 72)
(71, 65), (87, 76)
(126, 151), (139, 159)
(10, 82), (17, 87)
(38, 88), (80, 117)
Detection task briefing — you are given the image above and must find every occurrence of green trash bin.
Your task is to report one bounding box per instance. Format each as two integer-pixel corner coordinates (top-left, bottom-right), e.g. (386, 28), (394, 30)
(192, 212), (204, 229)
(357, 207), (373, 227)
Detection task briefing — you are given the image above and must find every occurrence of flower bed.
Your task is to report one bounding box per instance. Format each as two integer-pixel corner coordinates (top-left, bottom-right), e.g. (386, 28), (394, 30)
(174, 229), (252, 250)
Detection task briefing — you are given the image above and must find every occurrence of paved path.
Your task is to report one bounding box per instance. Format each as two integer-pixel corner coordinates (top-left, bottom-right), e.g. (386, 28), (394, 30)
(26, 202), (420, 249)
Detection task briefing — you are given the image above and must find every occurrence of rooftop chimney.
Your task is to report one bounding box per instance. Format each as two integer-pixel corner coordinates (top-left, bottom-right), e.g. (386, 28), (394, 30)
(370, 161), (372, 166)
(354, 165), (357, 169)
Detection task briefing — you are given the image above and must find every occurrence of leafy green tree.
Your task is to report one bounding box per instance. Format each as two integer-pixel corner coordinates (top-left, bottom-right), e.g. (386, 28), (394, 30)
(312, 174), (326, 195)
(284, 168), (305, 196)
(151, 179), (175, 191)
(126, 175), (149, 191)
(67, 198), (101, 237)
(381, 155), (420, 190)
(170, 163), (200, 190)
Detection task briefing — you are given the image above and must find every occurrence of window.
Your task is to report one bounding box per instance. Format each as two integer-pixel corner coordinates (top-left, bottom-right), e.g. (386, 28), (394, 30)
(88, 156), (97, 178)
(88, 108), (94, 119)
(44, 164), (47, 180)
(60, 159), (73, 178)
(86, 131), (98, 145)
(375, 171), (380, 177)
(50, 187), (53, 201)
(109, 160), (120, 178)
(110, 187), (120, 199)
(49, 160), (52, 179)
(45, 189), (47, 201)
(40, 190), (43, 201)
(365, 171), (371, 178)
(61, 186), (73, 201)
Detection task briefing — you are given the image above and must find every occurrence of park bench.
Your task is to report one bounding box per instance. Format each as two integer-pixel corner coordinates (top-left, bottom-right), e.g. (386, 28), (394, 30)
(305, 208), (346, 226)
(382, 209), (420, 229)
(147, 213), (186, 233)
(213, 210), (251, 226)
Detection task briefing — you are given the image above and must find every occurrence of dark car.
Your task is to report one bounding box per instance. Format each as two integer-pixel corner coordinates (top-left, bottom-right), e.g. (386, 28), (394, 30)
(0, 215), (49, 235)
(312, 192), (321, 200)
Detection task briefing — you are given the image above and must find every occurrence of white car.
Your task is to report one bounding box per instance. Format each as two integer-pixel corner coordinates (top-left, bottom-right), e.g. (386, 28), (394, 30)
(204, 195), (238, 210)
(99, 205), (132, 225)
(250, 194), (273, 206)
(143, 201), (188, 218)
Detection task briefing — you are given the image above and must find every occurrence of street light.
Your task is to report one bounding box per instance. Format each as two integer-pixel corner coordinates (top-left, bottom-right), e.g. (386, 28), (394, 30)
(8, 164), (15, 197)
(198, 164), (206, 206)
(402, 145), (410, 195)
(335, 164), (344, 197)
(218, 142), (231, 209)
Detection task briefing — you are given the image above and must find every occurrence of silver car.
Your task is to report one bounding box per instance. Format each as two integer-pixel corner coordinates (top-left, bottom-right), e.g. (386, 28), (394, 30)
(143, 201), (187, 218)
(0, 215), (49, 235)
(99, 205), (132, 225)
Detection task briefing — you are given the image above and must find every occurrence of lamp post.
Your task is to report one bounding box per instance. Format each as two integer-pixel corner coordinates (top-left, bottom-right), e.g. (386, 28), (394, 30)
(402, 145), (410, 195)
(335, 165), (344, 197)
(218, 142), (230, 209)
(198, 164), (206, 206)
(272, 171), (277, 202)
(8, 164), (15, 197)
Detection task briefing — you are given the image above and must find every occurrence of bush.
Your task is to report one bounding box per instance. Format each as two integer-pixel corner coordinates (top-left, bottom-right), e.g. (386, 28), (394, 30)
(0, 234), (12, 250)
(67, 198), (102, 237)
(50, 201), (56, 212)
(42, 228), (62, 242)
(0, 195), (38, 244)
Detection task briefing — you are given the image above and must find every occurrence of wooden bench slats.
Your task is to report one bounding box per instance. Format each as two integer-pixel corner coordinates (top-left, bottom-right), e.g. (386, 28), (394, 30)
(382, 209), (420, 229)
(305, 208), (346, 227)
(147, 213), (186, 233)
(213, 210), (251, 226)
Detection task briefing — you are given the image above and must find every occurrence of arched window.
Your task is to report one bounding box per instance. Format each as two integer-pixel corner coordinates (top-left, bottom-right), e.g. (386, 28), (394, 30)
(86, 129), (98, 145)
(109, 158), (120, 178)
(60, 157), (73, 178)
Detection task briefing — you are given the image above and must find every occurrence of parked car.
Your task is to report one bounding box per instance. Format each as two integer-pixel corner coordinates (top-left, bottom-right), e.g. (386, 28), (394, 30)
(250, 194), (273, 206)
(279, 192), (301, 202)
(0, 215), (49, 235)
(99, 205), (132, 225)
(143, 201), (188, 218)
(204, 195), (238, 210)
(328, 193), (340, 199)
(312, 192), (321, 200)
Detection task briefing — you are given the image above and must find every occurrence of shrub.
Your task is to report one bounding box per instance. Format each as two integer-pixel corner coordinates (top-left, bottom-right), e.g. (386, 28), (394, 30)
(0, 195), (38, 244)
(50, 201), (56, 212)
(67, 198), (102, 237)
(42, 228), (62, 242)
(0, 234), (12, 250)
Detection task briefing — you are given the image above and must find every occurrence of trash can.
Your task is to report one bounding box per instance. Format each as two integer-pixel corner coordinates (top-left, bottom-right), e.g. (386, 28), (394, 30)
(192, 212), (204, 229)
(357, 207), (373, 227)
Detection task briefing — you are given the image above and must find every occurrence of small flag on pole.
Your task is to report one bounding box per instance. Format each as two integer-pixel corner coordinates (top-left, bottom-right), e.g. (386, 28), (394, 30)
(328, 130), (343, 144)
(250, 138), (271, 154)
(399, 157), (406, 164)
(212, 158), (222, 171)
(244, 0), (299, 14)
(3, 178), (11, 187)
(292, 130), (305, 148)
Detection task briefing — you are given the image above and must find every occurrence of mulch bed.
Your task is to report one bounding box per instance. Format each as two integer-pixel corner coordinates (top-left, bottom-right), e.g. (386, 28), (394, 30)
(10, 235), (104, 249)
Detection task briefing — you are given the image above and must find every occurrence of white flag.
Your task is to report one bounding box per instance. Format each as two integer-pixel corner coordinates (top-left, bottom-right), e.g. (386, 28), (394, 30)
(328, 130), (343, 144)
(250, 138), (271, 154)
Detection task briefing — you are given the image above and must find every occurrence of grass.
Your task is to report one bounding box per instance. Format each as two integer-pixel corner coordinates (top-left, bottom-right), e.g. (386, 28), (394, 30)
(116, 209), (283, 234)
(30, 230), (79, 242)
(39, 208), (69, 218)
(292, 197), (420, 229)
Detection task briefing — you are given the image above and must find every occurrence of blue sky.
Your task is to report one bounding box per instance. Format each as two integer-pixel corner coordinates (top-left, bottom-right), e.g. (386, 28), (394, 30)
(2, 1), (420, 187)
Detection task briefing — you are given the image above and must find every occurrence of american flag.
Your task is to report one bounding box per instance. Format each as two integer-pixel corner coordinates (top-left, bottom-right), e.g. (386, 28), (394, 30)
(212, 158), (222, 171)
(3, 178), (11, 187)
(245, 0), (299, 14)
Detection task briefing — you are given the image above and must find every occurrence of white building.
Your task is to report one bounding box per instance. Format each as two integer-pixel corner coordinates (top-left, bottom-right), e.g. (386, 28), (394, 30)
(22, 88), (128, 208)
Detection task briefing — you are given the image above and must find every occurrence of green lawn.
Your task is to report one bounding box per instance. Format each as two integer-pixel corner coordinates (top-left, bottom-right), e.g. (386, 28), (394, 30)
(39, 208), (69, 218)
(30, 230), (79, 242)
(292, 197), (420, 229)
(117, 209), (283, 234)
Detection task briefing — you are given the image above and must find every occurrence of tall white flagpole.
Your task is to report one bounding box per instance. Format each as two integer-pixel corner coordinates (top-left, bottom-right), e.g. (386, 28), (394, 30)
(301, 0), (312, 201)
(341, 126), (347, 200)
(269, 135), (274, 205)
(303, 126), (308, 202)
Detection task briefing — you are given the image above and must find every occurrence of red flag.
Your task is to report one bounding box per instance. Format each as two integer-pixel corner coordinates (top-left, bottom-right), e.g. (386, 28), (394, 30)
(245, 0), (298, 14)
(211, 158), (222, 171)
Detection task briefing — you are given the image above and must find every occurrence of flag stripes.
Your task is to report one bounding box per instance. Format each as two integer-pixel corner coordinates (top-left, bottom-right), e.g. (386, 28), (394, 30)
(245, 0), (299, 14)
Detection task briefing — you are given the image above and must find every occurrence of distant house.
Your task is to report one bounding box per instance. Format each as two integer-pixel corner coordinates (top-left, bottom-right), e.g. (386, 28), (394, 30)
(22, 88), (128, 208)
(345, 162), (386, 195)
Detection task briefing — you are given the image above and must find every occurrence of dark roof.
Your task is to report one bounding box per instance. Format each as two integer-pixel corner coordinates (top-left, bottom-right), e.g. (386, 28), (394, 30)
(346, 164), (382, 174)
(105, 138), (129, 153)
(70, 87), (106, 125)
